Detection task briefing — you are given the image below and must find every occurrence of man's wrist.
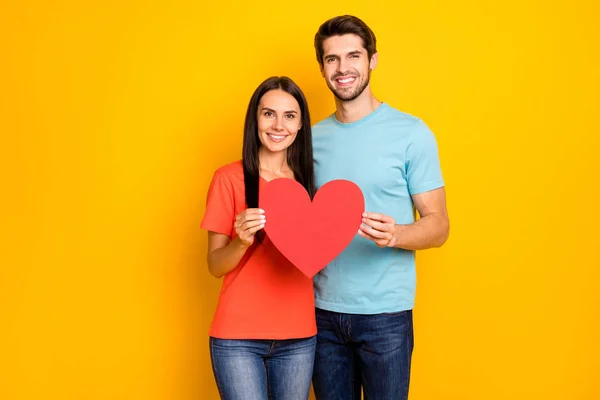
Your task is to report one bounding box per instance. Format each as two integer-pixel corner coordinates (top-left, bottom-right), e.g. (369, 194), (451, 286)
(388, 224), (403, 248)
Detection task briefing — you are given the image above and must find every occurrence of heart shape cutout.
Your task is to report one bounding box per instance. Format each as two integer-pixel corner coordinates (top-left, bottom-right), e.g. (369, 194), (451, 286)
(259, 178), (364, 278)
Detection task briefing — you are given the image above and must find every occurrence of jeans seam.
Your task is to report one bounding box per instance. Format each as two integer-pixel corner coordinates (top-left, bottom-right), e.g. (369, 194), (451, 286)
(405, 311), (413, 398)
(264, 357), (271, 400)
(350, 350), (356, 400)
(340, 313), (352, 343)
(348, 314), (352, 339)
(209, 338), (226, 400)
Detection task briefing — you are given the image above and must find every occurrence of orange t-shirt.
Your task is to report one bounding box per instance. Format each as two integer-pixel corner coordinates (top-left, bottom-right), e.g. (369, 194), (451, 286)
(200, 161), (316, 339)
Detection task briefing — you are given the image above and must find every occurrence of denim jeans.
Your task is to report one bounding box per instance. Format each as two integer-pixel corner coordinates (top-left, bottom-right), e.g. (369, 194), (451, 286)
(312, 308), (414, 400)
(209, 336), (316, 400)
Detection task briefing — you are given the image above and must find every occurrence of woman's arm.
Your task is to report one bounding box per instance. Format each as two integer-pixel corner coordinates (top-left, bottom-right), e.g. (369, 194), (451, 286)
(207, 208), (265, 278)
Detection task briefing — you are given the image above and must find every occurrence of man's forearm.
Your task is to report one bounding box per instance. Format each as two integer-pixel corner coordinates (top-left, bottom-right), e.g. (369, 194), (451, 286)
(392, 213), (449, 250)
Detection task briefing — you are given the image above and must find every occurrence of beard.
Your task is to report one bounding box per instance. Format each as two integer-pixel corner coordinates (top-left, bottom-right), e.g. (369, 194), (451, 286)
(327, 69), (371, 101)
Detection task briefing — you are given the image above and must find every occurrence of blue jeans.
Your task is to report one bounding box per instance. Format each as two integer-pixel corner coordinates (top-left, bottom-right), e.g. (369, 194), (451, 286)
(312, 308), (414, 400)
(209, 336), (316, 400)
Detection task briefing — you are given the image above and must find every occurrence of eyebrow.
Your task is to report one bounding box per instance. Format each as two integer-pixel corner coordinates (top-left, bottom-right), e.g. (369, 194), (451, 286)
(324, 49), (364, 59)
(261, 107), (298, 114)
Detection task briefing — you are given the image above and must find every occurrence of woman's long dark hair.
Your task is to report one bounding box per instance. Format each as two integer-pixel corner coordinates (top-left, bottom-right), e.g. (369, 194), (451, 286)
(242, 76), (316, 231)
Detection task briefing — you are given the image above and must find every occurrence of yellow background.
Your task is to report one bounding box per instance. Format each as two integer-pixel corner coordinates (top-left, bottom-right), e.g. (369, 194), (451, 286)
(2, 0), (599, 399)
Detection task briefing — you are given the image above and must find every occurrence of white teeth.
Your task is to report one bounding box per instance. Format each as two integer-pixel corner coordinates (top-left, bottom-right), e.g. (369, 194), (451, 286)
(337, 77), (355, 83)
(269, 134), (285, 140)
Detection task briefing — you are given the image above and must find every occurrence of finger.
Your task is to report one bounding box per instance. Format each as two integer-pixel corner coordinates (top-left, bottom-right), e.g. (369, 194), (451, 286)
(362, 212), (395, 224)
(245, 208), (265, 215)
(359, 223), (391, 240)
(247, 223), (265, 235)
(359, 227), (389, 247)
(239, 224), (265, 242)
(239, 213), (266, 224)
(358, 229), (389, 248)
(240, 215), (266, 225)
(240, 219), (266, 231)
(236, 208), (265, 221)
(361, 218), (394, 233)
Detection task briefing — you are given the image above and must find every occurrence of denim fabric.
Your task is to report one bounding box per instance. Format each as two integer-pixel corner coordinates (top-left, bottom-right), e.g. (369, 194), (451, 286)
(312, 308), (414, 400)
(210, 336), (316, 400)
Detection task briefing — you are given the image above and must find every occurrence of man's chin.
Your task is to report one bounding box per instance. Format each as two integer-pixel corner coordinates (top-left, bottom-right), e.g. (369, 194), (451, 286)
(332, 89), (360, 102)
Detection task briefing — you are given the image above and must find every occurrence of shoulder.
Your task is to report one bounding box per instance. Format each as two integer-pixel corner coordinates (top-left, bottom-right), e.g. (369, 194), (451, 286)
(380, 104), (438, 144)
(214, 160), (244, 180)
(209, 161), (245, 195)
(381, 103), (423, 127)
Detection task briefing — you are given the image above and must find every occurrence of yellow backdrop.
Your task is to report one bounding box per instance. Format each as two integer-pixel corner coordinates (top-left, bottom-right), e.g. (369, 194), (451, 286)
(2, 1), (599, 399)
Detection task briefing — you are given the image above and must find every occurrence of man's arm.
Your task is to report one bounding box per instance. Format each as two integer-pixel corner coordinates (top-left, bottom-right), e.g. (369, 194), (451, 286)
(358, 187), (449, 250)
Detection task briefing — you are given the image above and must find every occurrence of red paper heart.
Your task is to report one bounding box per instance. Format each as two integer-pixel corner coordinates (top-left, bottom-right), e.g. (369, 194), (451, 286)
(259, 178), (364, 278)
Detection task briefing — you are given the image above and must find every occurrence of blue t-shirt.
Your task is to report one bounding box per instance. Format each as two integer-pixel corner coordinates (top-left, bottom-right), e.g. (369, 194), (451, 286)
(312, 103), (444, 314)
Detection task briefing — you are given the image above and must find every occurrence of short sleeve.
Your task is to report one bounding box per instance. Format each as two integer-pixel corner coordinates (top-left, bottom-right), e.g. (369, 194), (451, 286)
(200, 171), (235, 236)
(406, 120), (445, 195)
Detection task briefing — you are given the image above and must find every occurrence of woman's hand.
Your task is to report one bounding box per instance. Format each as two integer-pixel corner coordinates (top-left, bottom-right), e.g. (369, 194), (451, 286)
(234, 208), (266, 247)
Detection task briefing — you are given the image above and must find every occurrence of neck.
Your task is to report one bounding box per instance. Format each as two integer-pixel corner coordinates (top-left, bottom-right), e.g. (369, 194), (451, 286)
(334, 86), (382, 124)
(258, 147), (289, 174)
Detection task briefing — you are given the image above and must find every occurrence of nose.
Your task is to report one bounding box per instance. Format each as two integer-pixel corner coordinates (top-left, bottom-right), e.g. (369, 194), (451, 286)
(272, 116), (284, 131)
(337, 58), (350, 74)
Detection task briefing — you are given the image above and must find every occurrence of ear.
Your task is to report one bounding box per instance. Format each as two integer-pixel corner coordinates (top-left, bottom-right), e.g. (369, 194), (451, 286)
(369, 52), (378, 71)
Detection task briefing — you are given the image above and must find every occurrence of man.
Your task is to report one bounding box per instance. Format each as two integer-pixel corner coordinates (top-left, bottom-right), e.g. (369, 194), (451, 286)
(311, 15), (450, 400)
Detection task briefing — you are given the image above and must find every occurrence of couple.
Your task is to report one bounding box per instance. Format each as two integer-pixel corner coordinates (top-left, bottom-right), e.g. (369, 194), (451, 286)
(201, 15), (450, 400)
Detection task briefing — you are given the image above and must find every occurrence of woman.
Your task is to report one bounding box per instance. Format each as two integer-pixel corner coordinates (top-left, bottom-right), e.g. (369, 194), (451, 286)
(201, 76), (316, 400)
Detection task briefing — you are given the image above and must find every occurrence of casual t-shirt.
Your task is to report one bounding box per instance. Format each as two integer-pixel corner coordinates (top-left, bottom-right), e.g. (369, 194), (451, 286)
(201, 161), (316, 339)
(312, 103), (445, 314)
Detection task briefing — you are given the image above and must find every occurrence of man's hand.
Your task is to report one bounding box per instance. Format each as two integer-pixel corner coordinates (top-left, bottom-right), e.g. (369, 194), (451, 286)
(358, 212), (398, 248)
